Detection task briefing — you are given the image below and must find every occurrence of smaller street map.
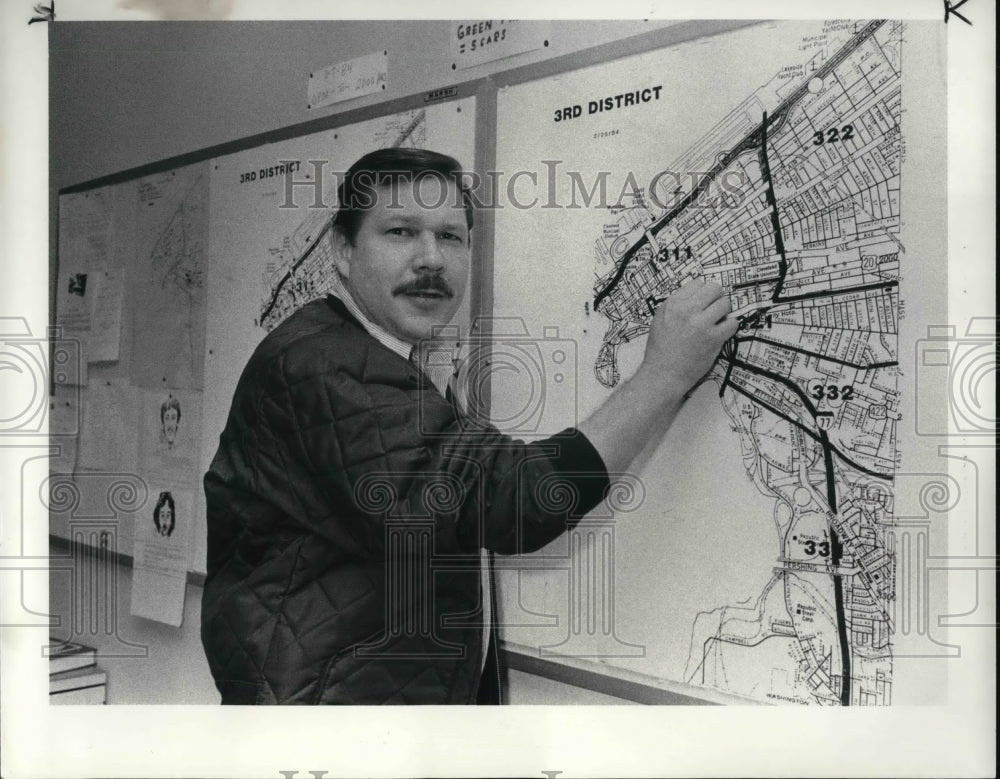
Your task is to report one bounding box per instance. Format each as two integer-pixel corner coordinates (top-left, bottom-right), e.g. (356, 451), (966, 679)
(256, 110), (428, 332)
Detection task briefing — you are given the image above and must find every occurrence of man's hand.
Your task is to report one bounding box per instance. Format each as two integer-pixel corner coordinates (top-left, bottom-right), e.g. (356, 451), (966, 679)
(579, 280), (738, 475)
(639, 280), (739, 393)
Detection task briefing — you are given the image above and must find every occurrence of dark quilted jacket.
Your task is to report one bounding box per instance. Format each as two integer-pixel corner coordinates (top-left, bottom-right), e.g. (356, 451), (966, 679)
(201, 295), (609, 704)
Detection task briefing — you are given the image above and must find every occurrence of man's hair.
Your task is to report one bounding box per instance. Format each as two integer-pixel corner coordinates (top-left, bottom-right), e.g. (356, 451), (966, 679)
(160, 396), (181, 425)
(332, 148), (475, 246)
(153, 491), (176, 536)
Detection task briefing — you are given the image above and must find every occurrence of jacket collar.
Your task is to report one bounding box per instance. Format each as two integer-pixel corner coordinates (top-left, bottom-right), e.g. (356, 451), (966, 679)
(325, 279), (460, 399)
(326, 273), (414, 363)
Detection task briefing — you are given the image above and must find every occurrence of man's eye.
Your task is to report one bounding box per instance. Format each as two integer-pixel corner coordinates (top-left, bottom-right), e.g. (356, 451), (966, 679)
(387, 227), (412, 236)
(439, 232), (464, 243)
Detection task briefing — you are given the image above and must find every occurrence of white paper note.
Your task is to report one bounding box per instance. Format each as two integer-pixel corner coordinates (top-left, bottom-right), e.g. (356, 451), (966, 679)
(307, 50), (388, 109)
(87, 268), (124, 363)
(77, 379), (139, 472)
(139, 388), (201, 483)
(49, 392), (81, 475)
(130, 484), (193, 627)
(56, 188), (114, 343)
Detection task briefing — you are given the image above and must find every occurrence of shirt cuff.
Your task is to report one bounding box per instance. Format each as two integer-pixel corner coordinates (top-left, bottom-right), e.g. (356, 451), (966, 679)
(544, 427), (611, 518)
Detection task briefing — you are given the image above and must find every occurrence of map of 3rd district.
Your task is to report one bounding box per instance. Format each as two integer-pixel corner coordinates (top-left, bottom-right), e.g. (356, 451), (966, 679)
(591, 20), (901, 705)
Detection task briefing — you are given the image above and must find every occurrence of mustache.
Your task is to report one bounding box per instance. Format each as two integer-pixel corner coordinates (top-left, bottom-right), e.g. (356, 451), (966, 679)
(392, 274), (454, 298)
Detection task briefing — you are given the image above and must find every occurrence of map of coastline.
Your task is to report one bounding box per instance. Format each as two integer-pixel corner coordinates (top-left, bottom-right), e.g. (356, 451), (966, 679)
(589, 20), (901, 705)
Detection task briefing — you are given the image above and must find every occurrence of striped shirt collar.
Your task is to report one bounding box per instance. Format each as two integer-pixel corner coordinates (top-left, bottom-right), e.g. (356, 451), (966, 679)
(328, 271), (414, 363)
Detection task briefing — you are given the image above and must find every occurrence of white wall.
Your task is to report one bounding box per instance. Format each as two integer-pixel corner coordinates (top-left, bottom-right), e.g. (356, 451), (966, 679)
(49, 545), (217, 704)
(48, 541), (633, 704)
(49, 20), (683, 190)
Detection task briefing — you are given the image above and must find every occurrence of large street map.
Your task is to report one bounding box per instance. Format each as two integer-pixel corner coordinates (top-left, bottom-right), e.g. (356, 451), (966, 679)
(493, 20), (909, 705)
(596, 20), (899, 705)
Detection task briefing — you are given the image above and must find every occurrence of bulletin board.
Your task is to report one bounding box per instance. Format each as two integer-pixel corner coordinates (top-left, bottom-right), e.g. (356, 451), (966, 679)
(51, 161), (210, 626)
(51, 18), (961, 705)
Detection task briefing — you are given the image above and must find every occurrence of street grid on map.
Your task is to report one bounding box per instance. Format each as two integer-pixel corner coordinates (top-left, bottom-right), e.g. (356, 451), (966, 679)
(590, 20), (901, 705)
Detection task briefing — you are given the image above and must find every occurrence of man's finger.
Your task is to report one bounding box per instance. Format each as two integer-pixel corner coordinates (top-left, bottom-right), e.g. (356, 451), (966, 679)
(726, 301), (768, 320)
(687, 280), (727, 309)
(668, 279), (703, 301)
(714, 314), (740, 341)
(700, 295), (733, 325)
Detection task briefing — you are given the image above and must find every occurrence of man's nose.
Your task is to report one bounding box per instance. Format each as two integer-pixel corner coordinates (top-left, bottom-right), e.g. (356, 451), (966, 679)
(413, 231), (446, 271)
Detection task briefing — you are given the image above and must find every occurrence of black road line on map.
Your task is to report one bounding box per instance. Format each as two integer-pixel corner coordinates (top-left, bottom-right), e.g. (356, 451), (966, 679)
(726, 371), (854, 705)
(821, 436), (852, 706)
(731, 277), (782, 291)
(393, 109), (426, 147)
(759, 110), (788, 301)
(831, 558), (851, 704)
(257, 220), (334, 325)
(592, 20), (887, 313)
(734, 335), (899, 370)
(820, 430), (838, 514)
(718, 339), (739, 397)
(775, 279), (898, 305)
(722, 356), (894, 480)
(724, 280), (899, 334)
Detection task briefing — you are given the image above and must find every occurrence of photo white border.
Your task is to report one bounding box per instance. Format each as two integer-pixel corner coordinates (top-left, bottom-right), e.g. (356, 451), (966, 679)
(1, 1), (994, 777)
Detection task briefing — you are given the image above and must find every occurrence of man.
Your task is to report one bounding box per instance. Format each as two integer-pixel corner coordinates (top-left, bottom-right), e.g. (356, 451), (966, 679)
(201, 148), (737, 705)
(153, 490), (175, 538)
(160, 396), (181, 449)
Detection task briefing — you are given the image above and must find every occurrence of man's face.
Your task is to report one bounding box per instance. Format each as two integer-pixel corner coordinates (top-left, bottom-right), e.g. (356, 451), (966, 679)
(162, 407), (179, 443)
(334, 177), (470, 344)
(157, 504), (173, 536)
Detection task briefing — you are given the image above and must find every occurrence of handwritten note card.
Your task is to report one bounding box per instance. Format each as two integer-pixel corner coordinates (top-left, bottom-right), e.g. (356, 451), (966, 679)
(308, 50), (388, 110)
(88, 268), (124, 363)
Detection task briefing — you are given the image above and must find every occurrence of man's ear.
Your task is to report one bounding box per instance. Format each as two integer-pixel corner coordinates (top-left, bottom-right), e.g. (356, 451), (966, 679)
(331, 227), (352, 279)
